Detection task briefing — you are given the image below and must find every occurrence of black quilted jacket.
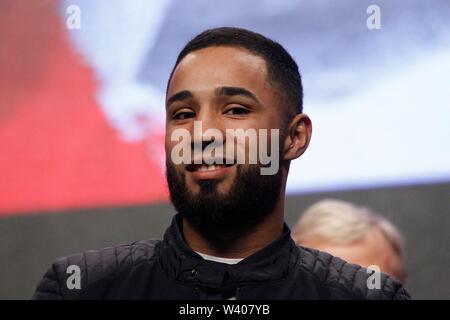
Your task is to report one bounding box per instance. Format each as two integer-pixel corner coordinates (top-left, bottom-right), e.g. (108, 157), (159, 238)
(32, 214), (411, 300)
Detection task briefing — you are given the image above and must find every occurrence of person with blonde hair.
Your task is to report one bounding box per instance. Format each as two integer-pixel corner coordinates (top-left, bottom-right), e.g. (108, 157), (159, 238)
(292, 199), (407, 283)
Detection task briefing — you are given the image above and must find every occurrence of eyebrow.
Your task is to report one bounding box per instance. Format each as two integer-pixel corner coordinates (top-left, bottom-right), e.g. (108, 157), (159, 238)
(216, 86), (260, 104)
(167, 90), (193, 105)
(166, 86), (260, 107)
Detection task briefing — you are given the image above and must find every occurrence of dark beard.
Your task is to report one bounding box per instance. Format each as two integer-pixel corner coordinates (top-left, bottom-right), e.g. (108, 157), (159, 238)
(166, 161), (282, 249)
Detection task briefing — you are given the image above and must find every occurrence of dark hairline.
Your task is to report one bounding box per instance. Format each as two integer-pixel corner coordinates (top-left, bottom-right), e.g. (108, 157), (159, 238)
(167, 44), (271, 93)
(166, 27), (303, 128)
(166, 44), (296, 123)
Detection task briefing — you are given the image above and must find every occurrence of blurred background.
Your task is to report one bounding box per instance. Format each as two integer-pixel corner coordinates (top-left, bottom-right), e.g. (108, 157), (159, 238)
(0, 0), (449, 299)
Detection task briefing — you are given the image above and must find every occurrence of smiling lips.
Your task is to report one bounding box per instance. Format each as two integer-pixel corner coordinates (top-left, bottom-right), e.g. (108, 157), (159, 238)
(185, 161), (235, 180)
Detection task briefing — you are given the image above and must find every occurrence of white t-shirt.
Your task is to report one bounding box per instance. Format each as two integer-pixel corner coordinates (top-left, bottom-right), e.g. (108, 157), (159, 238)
(196, 252), (243, 264)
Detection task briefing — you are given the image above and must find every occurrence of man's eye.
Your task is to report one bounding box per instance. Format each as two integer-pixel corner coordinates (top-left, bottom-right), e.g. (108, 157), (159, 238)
(225, 107), (250, 115)
(173, 111), (195, 120)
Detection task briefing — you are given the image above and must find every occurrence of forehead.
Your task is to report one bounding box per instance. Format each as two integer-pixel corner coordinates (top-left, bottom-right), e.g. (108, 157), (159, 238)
(168, 46), (271, 97)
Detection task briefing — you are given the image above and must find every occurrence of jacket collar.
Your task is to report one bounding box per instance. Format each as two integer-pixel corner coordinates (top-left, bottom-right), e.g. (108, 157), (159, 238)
(158, 213), (297, 288)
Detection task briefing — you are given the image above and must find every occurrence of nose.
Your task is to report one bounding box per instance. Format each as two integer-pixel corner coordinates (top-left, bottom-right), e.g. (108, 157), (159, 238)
(191, 139), (215, 152)
(191, 110), (224, 153)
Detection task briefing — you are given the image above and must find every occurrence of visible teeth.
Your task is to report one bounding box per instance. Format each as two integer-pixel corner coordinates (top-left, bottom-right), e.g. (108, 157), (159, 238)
(197, 165), (220, 171)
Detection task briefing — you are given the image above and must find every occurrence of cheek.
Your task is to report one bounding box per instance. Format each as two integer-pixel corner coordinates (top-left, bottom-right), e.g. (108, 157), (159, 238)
(165, 133), (191, 164)
(165, 140), (174, 158)
(235, 131), (280, 165)
(164, 133), (173, 155)
(165, 126), (178, 145)
(184, 174), (198, 192)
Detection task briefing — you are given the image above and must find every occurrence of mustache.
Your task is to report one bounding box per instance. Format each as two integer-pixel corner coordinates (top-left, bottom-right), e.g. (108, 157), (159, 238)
(165, 153), (282, 245)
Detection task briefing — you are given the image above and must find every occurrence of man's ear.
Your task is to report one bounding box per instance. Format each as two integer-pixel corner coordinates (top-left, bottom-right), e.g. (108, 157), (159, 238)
(282, 113), (312, 161)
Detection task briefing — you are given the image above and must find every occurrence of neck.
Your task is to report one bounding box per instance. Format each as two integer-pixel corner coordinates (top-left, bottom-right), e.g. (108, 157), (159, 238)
(182, 188), (286, 259)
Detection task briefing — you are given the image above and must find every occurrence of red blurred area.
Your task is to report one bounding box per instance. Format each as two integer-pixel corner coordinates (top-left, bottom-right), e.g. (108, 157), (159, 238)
(0, 0), (168, 215)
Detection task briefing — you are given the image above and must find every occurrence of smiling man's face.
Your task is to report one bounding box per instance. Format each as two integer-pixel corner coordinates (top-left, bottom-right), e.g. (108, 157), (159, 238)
(165, 46), (286, 240)
(166, 46), (283, 195)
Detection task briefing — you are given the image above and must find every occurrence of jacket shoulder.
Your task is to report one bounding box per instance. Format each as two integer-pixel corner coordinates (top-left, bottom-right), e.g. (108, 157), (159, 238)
(295, 245), (411, 300)
(32, 239), (161, 300)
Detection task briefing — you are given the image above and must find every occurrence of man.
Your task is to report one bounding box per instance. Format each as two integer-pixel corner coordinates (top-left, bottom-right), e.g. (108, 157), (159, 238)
(32, 27), (410, 299)
(292, 199), (408, 283)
